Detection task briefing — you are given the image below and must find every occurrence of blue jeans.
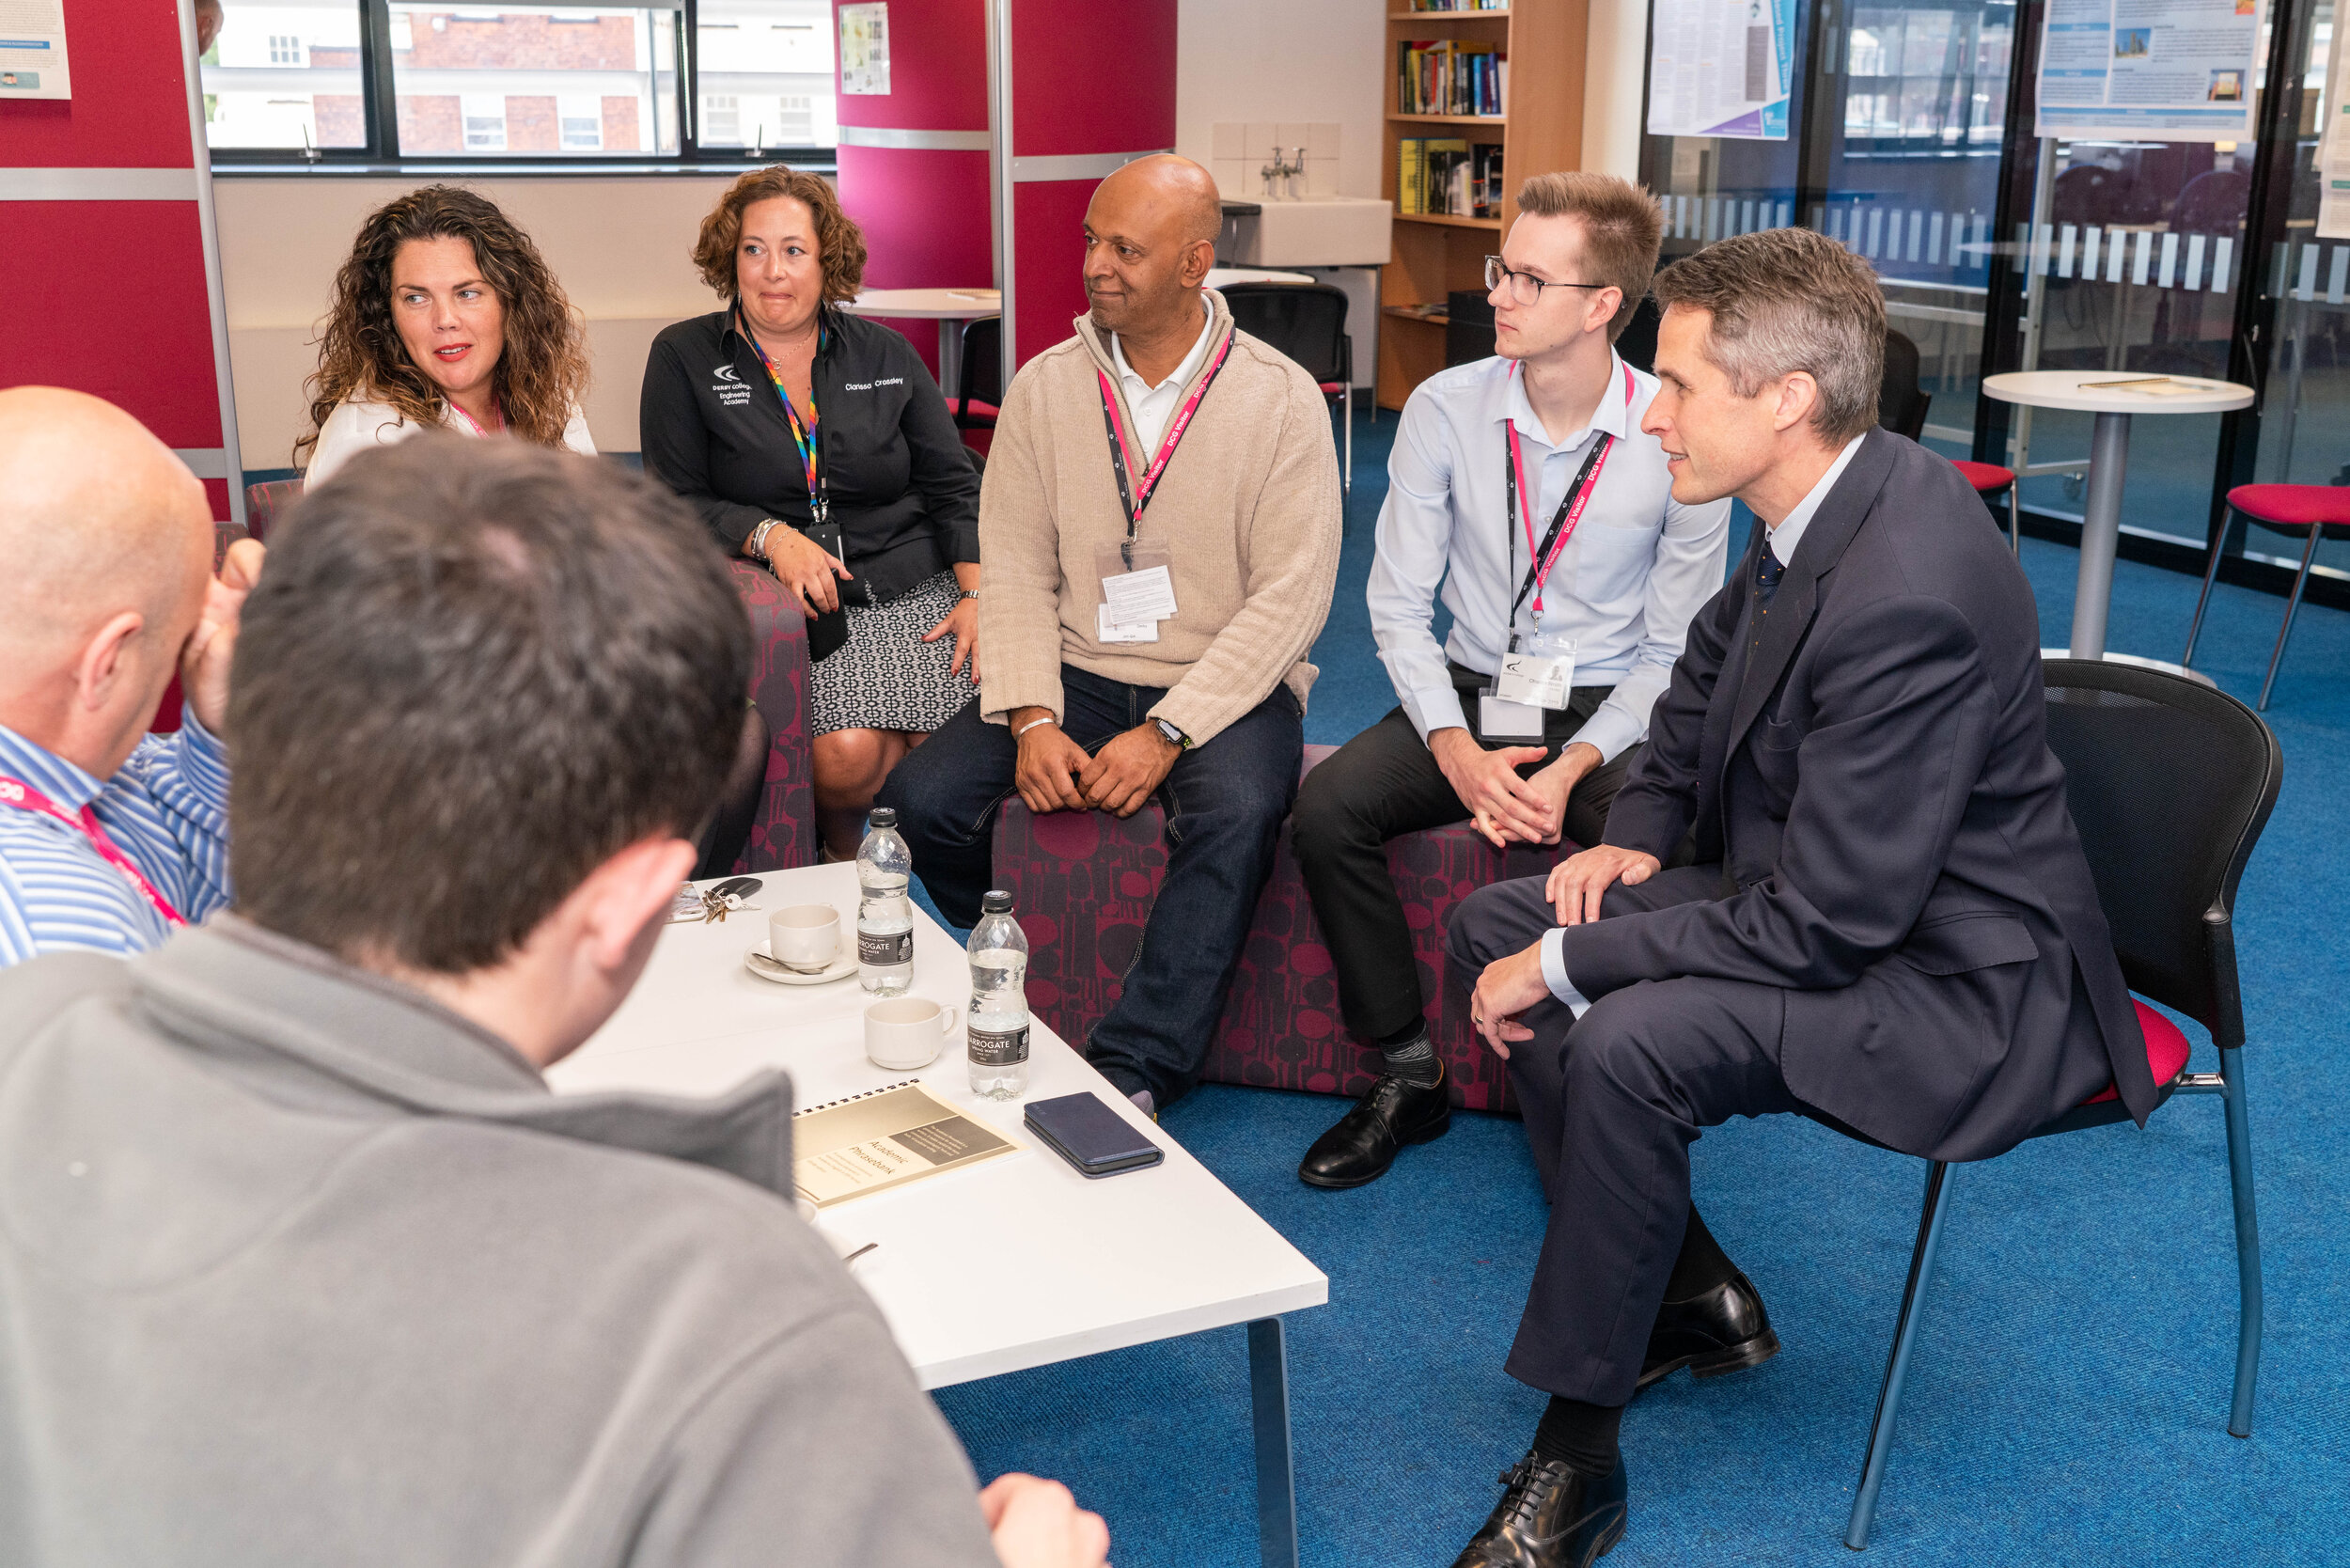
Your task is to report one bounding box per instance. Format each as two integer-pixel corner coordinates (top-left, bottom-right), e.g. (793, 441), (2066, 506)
(876, 665), (1303, 1106)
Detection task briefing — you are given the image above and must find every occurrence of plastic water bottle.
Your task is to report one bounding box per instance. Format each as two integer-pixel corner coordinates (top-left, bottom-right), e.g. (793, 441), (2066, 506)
(966, 890), (1030, 1099)
(855, 808), (915, 996)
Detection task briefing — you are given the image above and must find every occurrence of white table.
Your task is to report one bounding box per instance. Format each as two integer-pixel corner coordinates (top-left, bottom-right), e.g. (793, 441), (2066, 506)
(838, 288), (1001, 400)
(1982, 370), (2253, 659)
(550, 865), (1327, 1568)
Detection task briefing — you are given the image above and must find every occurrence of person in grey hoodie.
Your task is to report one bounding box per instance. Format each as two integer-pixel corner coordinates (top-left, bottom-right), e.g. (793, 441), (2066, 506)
(0, 435), (1110, 1568)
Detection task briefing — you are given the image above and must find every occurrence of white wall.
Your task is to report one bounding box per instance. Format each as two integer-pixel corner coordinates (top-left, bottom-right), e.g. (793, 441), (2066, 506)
(1581, 1), (1648, 183)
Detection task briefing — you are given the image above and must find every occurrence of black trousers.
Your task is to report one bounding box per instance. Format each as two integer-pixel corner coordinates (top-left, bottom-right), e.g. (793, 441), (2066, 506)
(1446, 864), (1838, 1406)
(1291, 676), (1641, 1043)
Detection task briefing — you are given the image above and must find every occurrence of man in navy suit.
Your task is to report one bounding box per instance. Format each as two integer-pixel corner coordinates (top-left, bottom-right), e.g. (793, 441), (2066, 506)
(1440, 227), (2152, 1567)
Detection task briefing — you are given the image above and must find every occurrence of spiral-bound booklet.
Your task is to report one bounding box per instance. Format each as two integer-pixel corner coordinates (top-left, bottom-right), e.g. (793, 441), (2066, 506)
(793, 1079), (1019, 1209)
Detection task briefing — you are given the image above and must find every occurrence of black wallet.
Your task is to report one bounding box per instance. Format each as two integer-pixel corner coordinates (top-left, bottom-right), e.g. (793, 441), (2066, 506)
(1025, 1091), (1166, 1179)
(799, 521), (850, 664)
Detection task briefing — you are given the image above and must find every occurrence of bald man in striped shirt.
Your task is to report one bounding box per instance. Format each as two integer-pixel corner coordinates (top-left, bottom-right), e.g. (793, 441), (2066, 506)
(0, 387), (262, 965)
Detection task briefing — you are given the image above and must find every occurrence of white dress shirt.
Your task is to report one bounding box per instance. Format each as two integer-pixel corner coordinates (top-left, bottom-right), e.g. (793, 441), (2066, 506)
(1537, 430), (1867, 1013)
(1108, 294), (1217, 454)
(1366, 353), (1732, 763)
(306, 394), (596, 488)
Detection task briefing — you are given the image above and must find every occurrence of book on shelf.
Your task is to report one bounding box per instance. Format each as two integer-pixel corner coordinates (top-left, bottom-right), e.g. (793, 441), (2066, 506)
(1396, 39), (1507, 118)
(1404, 0), (1507, 9)
(1389, 302), (1450, 321)
(791, 1078), (1020, 1209)
(1395, 138), (1503, 218)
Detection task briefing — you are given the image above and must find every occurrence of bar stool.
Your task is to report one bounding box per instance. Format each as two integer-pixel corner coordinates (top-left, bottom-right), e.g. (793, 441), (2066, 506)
(1950, 460), (2021, 553)
(2182, 483), (2350, 711)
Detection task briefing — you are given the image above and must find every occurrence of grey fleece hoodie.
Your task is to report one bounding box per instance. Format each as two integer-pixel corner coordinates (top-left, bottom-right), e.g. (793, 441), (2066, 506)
(0, 917), (1000, 1568)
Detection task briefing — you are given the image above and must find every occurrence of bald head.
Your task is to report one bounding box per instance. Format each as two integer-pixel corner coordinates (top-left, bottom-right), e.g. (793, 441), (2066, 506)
(1083, 155), (1223, 341)
(0, 387), (212, 761)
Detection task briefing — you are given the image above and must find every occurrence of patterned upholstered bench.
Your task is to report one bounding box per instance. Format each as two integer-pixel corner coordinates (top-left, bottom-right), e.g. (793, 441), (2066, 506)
(994, 745), (1575, 1114)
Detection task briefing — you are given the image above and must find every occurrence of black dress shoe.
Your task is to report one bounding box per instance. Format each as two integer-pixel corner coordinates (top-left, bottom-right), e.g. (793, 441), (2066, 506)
(1449, 1454), (1627, 1567)
(1636, 1271), (1781, 1390)
(1296, 1068), (1450, 1188)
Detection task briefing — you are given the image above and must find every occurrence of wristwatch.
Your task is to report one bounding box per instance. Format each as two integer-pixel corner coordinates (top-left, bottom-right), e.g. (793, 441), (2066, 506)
(960, 588), (980, 601)
(1153, 717), (1192, 751)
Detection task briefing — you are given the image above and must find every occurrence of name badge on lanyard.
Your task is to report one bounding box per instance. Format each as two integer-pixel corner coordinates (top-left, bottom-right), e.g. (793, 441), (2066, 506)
(1491, 362), (1634, 714)
(1093, 327), (1234, 644)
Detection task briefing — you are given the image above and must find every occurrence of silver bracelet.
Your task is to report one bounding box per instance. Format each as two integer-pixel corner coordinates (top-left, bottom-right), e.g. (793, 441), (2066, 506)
(1014, 715), (1057, 738)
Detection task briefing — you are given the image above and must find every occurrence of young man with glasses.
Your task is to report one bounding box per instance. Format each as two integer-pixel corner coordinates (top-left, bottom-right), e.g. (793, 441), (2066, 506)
(1289, 172), (1730, 1190)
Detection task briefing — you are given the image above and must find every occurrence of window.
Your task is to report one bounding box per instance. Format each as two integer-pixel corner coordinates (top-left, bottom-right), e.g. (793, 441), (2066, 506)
(461, 93), (508, 149)
(558, 93), (603, 149)
(202, 0), (837, 162)
(200, 0), (368, 151)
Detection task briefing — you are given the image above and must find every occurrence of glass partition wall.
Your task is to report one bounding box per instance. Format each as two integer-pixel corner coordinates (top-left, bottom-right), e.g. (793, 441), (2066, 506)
(1640, 0), (2349, 607)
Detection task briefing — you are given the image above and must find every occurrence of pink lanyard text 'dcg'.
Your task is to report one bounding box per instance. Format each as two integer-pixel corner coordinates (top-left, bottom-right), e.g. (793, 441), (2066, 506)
(0, 776), (186, 927)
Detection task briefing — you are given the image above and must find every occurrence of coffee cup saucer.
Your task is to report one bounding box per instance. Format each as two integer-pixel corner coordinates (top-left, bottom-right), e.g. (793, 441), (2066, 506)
(744, 942), (860, 986)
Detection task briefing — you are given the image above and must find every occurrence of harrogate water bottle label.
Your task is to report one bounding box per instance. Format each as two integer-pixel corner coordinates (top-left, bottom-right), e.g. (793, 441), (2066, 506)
(966, 1023), (1030, 1067)
(858, 930), (913, 965)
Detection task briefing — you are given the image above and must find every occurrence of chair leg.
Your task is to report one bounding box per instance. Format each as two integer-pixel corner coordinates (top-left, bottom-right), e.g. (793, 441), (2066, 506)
(2217, 1044), (2264, 1438)
(2182, 507), (2233, 668)
(2006, 483), (2021, 556)
(1845, 1160), (1957, 1551)
(1341, 384), (1354, 497)
(2257, 526), (2324, 711)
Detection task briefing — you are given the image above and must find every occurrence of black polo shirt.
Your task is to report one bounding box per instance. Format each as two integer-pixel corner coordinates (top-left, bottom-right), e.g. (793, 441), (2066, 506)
(639, 305), (980, 605)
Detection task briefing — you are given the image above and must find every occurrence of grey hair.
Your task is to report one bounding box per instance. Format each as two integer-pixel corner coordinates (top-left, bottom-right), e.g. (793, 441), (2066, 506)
(1650, 227), (1885, 443)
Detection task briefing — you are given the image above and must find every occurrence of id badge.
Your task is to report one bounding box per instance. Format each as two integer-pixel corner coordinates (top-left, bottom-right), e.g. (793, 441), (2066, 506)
(1477, 694), (1546, 742)
(1095, 542), (1175, 645)
(1493, 634), (1575, 711)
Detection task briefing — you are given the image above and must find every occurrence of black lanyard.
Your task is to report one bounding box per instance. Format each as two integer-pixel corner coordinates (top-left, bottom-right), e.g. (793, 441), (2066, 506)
(1504, 431), (1614, 622)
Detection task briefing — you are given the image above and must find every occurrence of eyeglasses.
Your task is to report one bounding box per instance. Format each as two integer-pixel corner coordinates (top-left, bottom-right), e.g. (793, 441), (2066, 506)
(1484, 256), (1614, 306)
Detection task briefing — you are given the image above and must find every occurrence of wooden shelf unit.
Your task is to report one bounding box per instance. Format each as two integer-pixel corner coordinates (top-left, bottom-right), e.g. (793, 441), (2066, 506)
(1379, 0), (1586, 411)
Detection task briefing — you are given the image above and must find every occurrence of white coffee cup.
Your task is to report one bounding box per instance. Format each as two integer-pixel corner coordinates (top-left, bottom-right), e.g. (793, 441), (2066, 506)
(865, 996), (960, 1071)
(768, 903), (841, 973)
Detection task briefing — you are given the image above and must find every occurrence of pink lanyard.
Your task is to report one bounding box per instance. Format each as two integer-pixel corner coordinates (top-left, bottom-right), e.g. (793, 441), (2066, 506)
(0, 776), (187, 927)
(446, 400), (503, 437)
(1096, 328), (1237, 539)
(1504, 361), (1636, 621)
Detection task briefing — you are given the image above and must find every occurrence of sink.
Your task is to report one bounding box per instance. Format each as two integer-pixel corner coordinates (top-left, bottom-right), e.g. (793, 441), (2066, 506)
(1225, 197), (1393, 268)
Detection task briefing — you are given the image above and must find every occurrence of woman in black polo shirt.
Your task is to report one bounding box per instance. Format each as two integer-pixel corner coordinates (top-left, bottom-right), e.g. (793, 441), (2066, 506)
(641, 167), (982, 860)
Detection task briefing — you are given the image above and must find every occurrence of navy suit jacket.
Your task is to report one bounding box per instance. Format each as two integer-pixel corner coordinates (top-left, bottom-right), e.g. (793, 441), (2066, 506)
(1565, 429), (2151, 1161)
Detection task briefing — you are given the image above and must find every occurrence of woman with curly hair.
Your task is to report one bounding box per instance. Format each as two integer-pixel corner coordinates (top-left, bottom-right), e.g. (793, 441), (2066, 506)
(301, 185), (594, 486)
(641, 166), (982, 860)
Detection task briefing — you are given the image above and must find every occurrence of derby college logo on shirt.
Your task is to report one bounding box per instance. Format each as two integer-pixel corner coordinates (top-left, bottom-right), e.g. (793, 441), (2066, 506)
(711, 362), (752, 407)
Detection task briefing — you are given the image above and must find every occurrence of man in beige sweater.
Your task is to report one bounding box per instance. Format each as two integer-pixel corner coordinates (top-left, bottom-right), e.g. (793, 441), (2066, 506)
(879, 155), (1341, 1113)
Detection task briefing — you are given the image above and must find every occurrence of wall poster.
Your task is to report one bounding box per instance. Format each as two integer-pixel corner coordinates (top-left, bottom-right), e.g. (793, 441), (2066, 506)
(838, 3), (889, 96)
(0, 0), (71, 100)
(2035, 0), (2267, 143)
(1647, 0), (1795, 140)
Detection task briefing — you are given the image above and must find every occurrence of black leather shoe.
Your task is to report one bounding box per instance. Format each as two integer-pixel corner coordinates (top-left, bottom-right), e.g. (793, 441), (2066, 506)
(1297, 1068), (1450, 1188)
(1449, 1454), (1627, 1567)
(1636, 1271), (1781, 1390)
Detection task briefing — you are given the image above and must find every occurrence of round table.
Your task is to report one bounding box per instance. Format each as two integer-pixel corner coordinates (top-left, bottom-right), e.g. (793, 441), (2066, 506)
(838, 288), (1000, 398)
(1981, 370), (2253, 660)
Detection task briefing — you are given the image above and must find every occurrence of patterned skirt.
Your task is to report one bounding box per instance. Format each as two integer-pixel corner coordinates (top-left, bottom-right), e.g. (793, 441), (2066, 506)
(809, 570), (976, 736)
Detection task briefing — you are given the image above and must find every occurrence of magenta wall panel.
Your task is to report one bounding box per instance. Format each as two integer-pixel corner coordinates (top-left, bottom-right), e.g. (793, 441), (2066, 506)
(833, 0), (987, 131)
(1010, 0), (1176, 156)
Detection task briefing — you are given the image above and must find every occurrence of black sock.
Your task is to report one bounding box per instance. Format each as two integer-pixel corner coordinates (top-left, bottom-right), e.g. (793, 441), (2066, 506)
(1530, 1396), (1622, 1478)
(1663, 1206), (1739, 1303)
(1376, 1020), (1442, 1088)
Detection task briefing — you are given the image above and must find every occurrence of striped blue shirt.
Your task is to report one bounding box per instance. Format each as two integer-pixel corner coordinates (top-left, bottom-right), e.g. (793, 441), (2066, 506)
(0, 713), (233, 966)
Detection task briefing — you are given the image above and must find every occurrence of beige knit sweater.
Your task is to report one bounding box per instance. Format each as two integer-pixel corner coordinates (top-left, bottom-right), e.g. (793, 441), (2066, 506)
(976, 290), (1343, 745)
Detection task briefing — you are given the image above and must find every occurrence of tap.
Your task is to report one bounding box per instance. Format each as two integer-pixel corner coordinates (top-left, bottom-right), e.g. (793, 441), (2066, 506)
(1261, 145), (1305, 200)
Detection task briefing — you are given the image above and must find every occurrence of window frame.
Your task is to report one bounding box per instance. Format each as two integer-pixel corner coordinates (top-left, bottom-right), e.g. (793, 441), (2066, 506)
(204, 0), (839, 172)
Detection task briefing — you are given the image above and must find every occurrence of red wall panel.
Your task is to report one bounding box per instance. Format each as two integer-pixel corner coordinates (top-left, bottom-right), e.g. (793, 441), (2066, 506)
(1012, 178), (1096, 367)
(833, 0), (987, 132)
(1010, 0), (1175, 157)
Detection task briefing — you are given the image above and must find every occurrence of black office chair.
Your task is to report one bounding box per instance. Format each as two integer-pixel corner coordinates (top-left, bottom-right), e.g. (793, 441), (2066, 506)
(1842, 658), (2279, 1547)
(1612, 292), (1663, 376)
(1878, 329), (1931, 442)
(1217, 282), (1355, 494)
(953, 315), (1002, 435)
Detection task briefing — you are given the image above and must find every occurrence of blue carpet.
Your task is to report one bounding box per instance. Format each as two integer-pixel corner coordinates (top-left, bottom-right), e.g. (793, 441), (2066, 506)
(933, 408), (2350, 1564)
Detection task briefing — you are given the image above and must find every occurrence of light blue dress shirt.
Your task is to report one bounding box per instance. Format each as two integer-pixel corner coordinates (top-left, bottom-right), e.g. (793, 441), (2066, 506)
(1537, 432), (1869, 1012)
(1366, 352), (1732, 763)
(0, 710), (233, 966)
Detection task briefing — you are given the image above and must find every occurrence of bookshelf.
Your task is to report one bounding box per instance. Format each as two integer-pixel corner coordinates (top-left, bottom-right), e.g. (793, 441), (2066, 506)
(1378, 0), (1588, 411)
